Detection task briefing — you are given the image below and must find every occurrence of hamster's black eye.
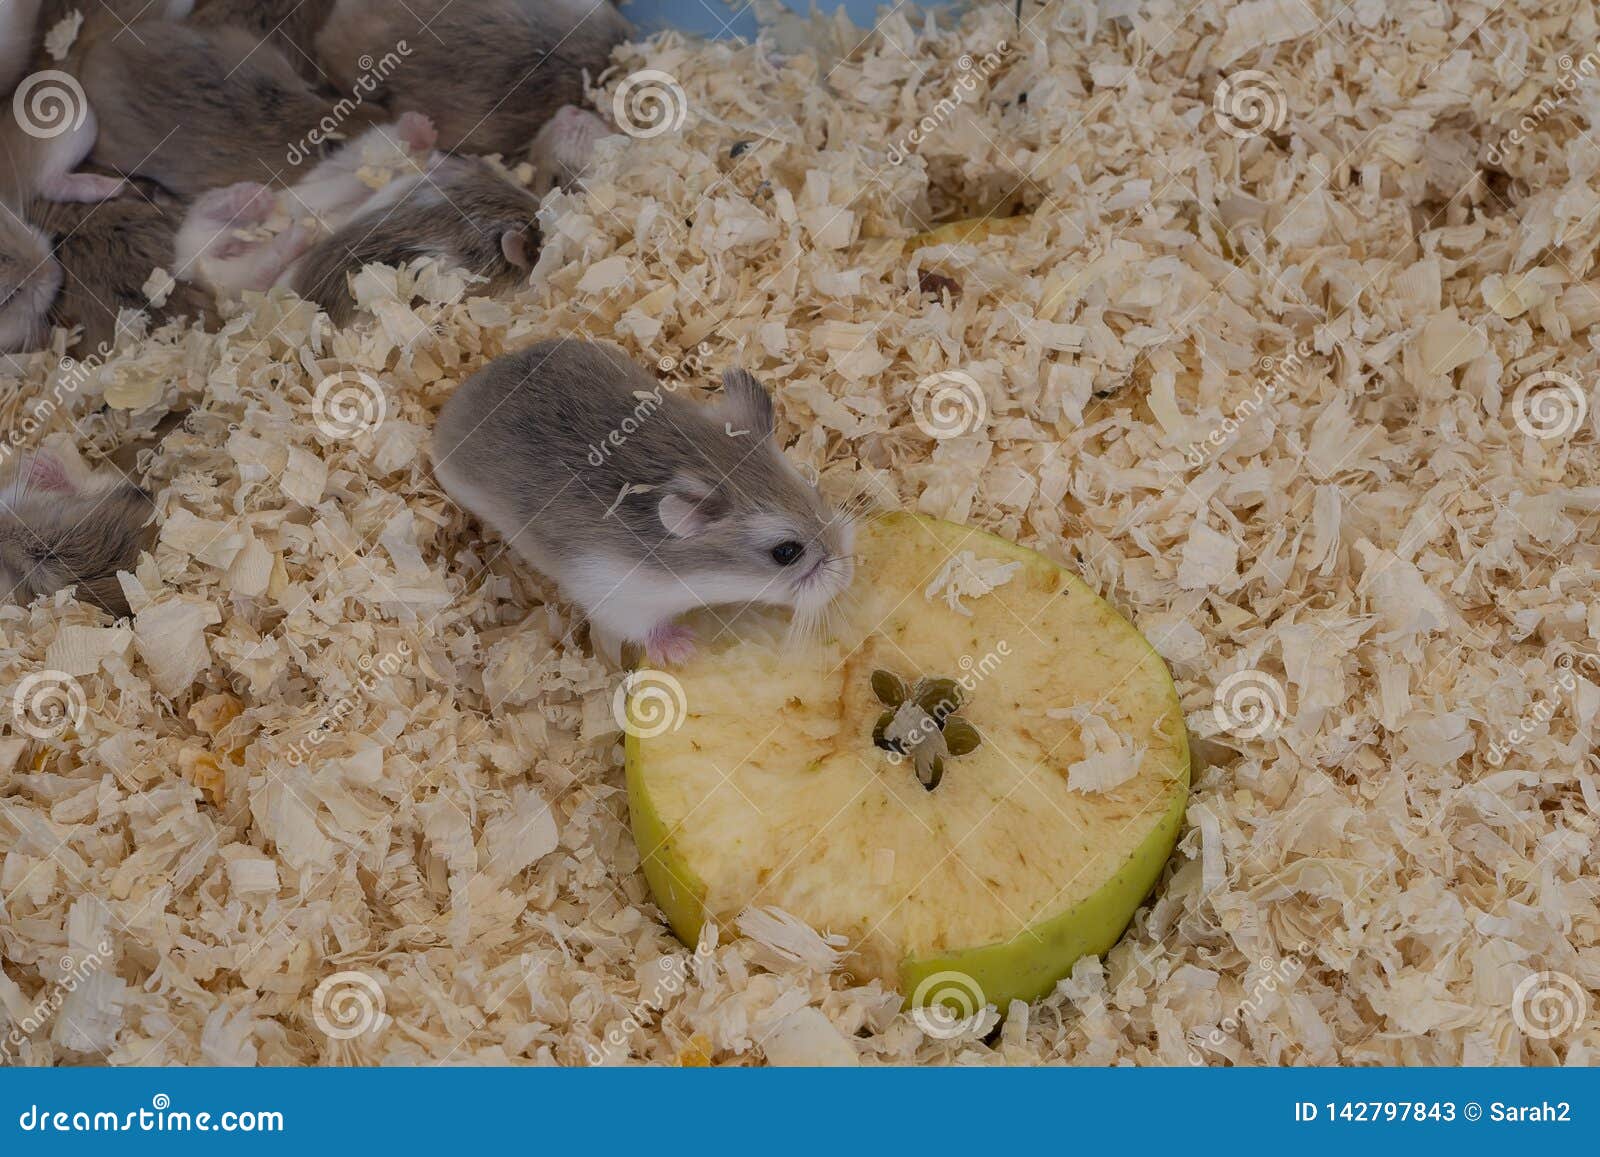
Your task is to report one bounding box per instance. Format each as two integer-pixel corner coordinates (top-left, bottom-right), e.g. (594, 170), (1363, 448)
(770, 541), (804, 566)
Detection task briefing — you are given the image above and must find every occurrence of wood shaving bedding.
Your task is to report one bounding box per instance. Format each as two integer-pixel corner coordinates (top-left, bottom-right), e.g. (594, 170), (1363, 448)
(2, 0), (1599, 1065)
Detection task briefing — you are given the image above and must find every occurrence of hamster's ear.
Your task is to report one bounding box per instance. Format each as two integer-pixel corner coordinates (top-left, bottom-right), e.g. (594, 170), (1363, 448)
(720, 369), (775, 440)
(25, 451), (75, 495)
(501, 228), (534, 269)
(658, 476), (728, 537)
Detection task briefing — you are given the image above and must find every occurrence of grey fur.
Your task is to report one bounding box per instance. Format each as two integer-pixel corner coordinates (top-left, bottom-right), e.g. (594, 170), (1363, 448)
(30, 195), (215, 353)
(431, 340), (854, 653)
(315, 0), (628, 155)
(188, 0), (337, 84)
(0, 198), (59, 354)
(290, 156), (539, 325)
(77, 20), (364, 197)
(0, 477), (154, 617)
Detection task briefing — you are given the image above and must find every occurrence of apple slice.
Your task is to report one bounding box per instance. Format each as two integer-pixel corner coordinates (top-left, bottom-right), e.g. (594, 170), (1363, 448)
(624, 513), (1189, 1019)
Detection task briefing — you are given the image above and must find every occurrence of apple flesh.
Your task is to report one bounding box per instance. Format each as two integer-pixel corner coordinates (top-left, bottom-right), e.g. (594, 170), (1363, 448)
(625, 513), (1190, 1015)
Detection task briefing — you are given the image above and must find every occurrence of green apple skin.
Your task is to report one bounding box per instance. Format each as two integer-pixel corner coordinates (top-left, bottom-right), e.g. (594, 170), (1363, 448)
(624, 515), (1192, 1014)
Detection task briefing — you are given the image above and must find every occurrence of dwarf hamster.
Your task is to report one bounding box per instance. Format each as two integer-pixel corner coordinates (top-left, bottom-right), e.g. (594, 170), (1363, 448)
(288, 154), (540, 325)
(188, 0), (336, 84)
(527, 104), (610, 195)
(431, 340), (855, 665)
(315, 0), (628, 155)
(0, 451), (154, 617)
(1, 0), (44, 95)
(173, 113), (436, 296)
(75, 17), (364, 197)
(0, 199), (61, 354)
(30, 195), (215, 354)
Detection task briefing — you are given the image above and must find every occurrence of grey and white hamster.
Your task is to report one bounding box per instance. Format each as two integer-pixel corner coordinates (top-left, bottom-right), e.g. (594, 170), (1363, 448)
(74, 16), (363, 197)
(431, 340), (855, 665)
(288, 154), (540, 325)
(0, 451), (154, 617)
(315, 0), (628, 155)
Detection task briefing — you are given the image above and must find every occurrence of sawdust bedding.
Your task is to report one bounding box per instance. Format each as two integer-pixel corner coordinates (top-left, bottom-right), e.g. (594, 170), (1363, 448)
(2, 0), (1599, 1065)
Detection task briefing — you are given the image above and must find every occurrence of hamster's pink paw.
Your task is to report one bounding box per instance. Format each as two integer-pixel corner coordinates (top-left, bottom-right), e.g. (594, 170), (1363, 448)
(396, 111), (437, 152)
(644, 622), (696, 667)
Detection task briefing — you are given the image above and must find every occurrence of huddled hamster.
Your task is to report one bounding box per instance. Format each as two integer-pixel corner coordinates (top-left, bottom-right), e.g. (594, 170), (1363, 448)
(188, 0), (337, 83)
(315, 0), (628, 154)
(431, 340), (855, 665)
(30, 195), (215, 354)
(0, 451), (154, 617)
(0, 202), (60, 354)
(74, 16), (368, 197)
(173, 113), (436, 296)
(288, 153), (541, 325)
